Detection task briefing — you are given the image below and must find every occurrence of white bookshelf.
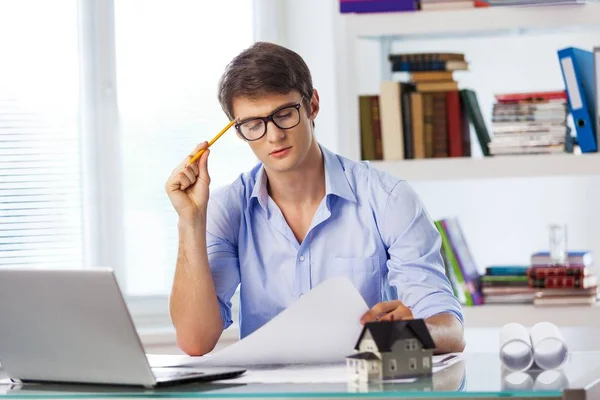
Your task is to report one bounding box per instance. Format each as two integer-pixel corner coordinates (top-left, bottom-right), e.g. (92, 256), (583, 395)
(335, 3), (600, 175)
(369, 153), (600, 181)
(350, 3), (600, 40)
(463, 303), (600, 329)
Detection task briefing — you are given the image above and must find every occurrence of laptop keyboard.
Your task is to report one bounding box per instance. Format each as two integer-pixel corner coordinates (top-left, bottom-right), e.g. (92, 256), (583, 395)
(152, 369), (204, 380)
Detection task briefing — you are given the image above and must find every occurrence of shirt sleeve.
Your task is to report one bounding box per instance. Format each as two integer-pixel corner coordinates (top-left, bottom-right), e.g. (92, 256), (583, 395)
(205, 192), (241, 331)
(380, 180), (464, 325)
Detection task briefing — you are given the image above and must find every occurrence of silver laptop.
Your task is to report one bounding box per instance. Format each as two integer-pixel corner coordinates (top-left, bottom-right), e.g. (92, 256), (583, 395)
(0, 268), (245, 387)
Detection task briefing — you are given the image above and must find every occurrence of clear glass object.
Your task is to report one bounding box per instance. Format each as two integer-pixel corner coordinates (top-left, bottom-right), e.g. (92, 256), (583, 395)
(548, 224), (568, 265)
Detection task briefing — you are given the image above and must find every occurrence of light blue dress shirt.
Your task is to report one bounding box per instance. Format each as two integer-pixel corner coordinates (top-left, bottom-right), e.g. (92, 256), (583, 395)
(206, 145), (463, 338)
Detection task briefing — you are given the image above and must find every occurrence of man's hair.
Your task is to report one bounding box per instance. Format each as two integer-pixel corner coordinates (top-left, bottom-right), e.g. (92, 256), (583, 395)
(217, 42), (314, 122)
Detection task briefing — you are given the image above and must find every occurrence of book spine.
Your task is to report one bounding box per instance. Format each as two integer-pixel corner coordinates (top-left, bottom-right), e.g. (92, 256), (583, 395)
(527, 266), (589, 278)
(422, 93), (434, 158)
(370, 96), (383, 160)
(359, 96), (376, 160)
(435, 220), (473, 306)
(529, 276), (596, 289)
(446, 91), (463, 157)
(432, 92), (448, 158)
(442, 218), (484, 305)
(340, 0), (417, 13)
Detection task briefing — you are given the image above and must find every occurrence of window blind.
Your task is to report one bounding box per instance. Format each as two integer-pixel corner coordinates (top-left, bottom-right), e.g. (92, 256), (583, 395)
(0, 1), (83, 269)
(114, 0), (258, 295)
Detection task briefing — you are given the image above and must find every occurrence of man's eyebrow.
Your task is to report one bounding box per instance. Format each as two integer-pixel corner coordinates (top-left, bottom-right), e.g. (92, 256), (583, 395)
(237, 100), (300, 123)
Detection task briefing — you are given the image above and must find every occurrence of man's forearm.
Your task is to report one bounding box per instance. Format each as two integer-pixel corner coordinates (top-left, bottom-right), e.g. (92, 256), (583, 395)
(169, 218), (223, 356)
(425, 313), (466, 354)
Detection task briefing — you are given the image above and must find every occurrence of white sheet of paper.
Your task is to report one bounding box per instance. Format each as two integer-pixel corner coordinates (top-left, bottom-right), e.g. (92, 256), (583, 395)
(174, 277), (369, 367)
(206, 355), (461, 384)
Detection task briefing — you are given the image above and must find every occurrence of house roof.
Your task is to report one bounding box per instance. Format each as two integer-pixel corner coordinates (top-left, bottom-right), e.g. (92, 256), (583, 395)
(354, 319), (436, 351)
(346, 351), (381, 360)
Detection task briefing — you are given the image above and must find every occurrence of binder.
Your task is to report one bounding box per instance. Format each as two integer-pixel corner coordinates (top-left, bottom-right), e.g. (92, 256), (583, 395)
(557, 47), (597, 153)
(594, 47), (600, 148)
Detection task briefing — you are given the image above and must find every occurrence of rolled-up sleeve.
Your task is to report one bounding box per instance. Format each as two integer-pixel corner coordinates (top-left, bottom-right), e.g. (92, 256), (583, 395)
(206, 193), (241, 330)
(381, 181), (463, 325)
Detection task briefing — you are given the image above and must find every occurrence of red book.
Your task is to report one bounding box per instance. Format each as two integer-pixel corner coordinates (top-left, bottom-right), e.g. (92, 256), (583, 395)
(495, 90), (567, 103)
(446, 91), (463, 157)
(527, 266), (589, 279)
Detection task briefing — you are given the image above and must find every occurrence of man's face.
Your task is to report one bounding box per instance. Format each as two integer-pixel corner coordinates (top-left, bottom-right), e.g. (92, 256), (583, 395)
(232, 90), (319, 173)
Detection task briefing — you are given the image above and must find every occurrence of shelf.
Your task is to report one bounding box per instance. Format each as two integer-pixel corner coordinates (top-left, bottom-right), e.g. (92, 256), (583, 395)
(368, 153), (600, 181)
(463, 303), (600, 329)
(346, 3), (600, 41)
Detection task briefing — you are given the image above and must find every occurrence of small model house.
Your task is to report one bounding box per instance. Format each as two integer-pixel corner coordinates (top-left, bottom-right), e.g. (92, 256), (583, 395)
(346, 319), (436, 382)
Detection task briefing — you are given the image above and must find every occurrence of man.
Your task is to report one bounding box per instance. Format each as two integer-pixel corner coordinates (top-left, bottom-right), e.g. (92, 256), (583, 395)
(166, 42), (465, 357)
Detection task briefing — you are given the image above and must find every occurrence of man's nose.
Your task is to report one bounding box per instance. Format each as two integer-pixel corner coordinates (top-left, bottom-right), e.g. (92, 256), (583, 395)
(265, 121), (285, 143)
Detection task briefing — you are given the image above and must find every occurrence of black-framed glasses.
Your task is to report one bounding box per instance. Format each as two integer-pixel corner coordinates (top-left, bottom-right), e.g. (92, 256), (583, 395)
(235, 101), (303, 141)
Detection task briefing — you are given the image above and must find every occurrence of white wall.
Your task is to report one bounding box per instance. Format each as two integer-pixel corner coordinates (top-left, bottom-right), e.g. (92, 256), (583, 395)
(279, 3), (600, 273)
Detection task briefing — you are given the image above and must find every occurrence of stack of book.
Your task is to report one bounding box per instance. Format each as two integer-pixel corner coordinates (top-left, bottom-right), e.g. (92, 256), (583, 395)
(339, 0), (587, 14)
(359, 52), (492, 161)
(420, 0), (475, 10)
(434, 217), (483, 306)
(480, 0), (588, 6)
(528, 251), (598, 306)
(479, 265), (532, 304)
(488, 90), (572, 156)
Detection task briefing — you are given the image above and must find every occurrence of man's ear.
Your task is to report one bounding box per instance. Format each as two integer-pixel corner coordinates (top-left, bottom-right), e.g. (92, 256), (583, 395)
(308, 88), (320, 120)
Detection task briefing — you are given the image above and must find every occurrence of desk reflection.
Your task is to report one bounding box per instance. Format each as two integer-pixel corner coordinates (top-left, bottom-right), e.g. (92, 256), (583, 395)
(501, 367), (569, 392)
(347, 359), (466, 393)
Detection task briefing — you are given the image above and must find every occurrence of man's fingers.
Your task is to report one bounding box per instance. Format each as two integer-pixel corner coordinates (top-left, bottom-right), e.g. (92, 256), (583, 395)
(177, 172), (192, 190)
(197, 148), (211, 184)
(377, 306), (414, 322)
(370, 301), (403, 317)
(179, 141), (208, 168)
(360, 301), (407, 324)
(181, 165), (197, 186)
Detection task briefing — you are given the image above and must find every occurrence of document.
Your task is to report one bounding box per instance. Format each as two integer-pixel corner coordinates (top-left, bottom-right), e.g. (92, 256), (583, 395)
(165, 277), (370, 367)
(209, 355), (462, 384)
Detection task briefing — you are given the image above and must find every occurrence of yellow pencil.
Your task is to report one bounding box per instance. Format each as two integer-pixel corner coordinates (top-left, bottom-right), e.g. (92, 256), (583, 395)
(187, 120), (235, 166)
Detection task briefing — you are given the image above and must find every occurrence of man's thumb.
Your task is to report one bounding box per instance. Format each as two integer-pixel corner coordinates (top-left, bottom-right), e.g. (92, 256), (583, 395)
(198, 148), (210, 184)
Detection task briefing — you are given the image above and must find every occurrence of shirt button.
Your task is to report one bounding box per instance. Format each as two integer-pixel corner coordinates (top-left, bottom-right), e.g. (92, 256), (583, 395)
(299, 256), (305, 262)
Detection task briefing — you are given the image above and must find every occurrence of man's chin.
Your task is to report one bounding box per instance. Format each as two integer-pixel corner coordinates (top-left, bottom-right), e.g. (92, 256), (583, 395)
(263, 157), (298, 173)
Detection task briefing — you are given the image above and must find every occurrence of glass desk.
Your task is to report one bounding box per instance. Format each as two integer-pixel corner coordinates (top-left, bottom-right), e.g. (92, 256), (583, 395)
(1, 352), (600, 399)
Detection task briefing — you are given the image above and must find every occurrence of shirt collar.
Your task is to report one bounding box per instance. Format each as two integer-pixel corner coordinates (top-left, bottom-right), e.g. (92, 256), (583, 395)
(321, 145), (357, 204)
(248, 145), (357, 213)
(249, 166), (269, 212)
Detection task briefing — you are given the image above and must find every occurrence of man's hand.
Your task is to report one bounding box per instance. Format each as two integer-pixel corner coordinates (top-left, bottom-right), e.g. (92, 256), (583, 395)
(360, 302), (466, 354)
(165, 141), (211, 222)
(360, 300), (414, 325)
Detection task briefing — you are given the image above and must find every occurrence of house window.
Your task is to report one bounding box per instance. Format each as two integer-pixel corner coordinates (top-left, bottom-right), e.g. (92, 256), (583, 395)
(360, 361), (365, 370)
(389, 359), (397, 372)
(423, 357), (430, 368)
(409, 357), (417, 370)
(405, 338), (418, 351)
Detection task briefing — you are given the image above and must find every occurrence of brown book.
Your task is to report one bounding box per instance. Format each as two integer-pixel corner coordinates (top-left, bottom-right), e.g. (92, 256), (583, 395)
(416, 81), (459, 93)
(422, 93), (434, 158)
(370, 96), (383, 160)
(410, 71), (454, 82)
(411, 92), (425, 159)
(359, 95), (376, 161)
(446, 91), (463, 157)
(432, 93), (448, 158)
